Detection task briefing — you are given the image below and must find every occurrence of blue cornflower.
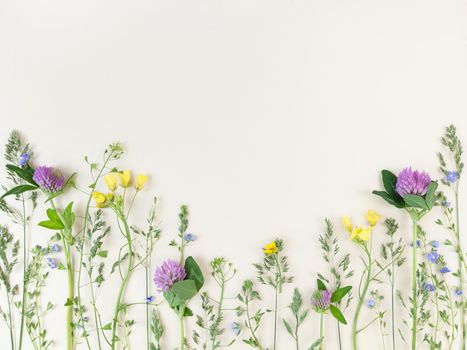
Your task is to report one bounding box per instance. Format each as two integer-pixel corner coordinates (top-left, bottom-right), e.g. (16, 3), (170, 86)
(146, 296), (154, 303)
(230, 322), (240, 336)
(366, 299), (376, 309)
(440, 266), (450, 274)
(455, 289), (463, 296)
(184, 233), (197, 242)
(51, 244), (60, 252)
(426, 251), (439, 263)
(431, 241), (440, 248)
(19, 153), (30, 167)
(445, 171), (459, 183)
(424, 283), (435, 292)
(47, 257), (58, 269)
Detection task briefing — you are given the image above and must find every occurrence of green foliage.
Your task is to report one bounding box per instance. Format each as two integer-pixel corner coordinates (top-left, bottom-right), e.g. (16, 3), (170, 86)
(150, 310), (164, 350)
(282, 288), (308, 348)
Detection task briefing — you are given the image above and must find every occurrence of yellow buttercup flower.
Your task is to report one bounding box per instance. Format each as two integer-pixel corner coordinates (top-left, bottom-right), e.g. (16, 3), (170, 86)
(117, 170), (132, 188)
(135, 174), (148, 191)
(93, 191), (107, 208)
(343, 216), (353, 232)
(263, 241), (278, 255)
(103, 173), (119, 192)
(366, 210), (382, 227)
(350, 226), (372, 242)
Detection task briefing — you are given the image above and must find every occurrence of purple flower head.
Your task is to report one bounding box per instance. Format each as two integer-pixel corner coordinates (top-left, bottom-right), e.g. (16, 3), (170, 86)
(145, 295), (154, 303)
(424, 283), (435, 293)
(455, 289), (463, 296)
(366, 299), (376, 309)
(445, 171), (459, 184)
(153, 259), (186, 292)
(184, 233), (197, 242)
(440, 266), (450, 274)
(426, 251), (439, 263)
(230, 322), (240, 336)
(19, 153), (30, 167)
(431, 241), (440, 248)
(33, 166), (65, 193)
(396, 168), (431, 197)
(311, 289), (332, 312)
(47, 257), (58, 269)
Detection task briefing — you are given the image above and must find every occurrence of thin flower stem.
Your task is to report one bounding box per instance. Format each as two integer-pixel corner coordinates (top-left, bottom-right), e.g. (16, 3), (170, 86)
(7, 290), (16, 350)
(211, 269), (225, 349)
(319, 313), (324, 350)
(411, 219), (418, 350)
(179, 305), (186, 350)
(18, 195), (27, 350)
(441, 273), (456, 349)
(245, 297), (264, 350)
(454, 189), (466, 350)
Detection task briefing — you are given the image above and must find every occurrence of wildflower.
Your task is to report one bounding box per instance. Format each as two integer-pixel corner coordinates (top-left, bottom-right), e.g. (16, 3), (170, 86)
(366, 299), (376, 309)
(410, 240), (421, 248)
(424, 283), (435, 293)
(231, 322), (241, 336)
(47, 257), (58, 269)
(92, 191), (108, 208)
(442, 201), (451, 207)
(366, 210), (382, 227)
(431, 241), (440, 248)
(343, 216), (352, 232)
(117, 170), (132, 188)
(311, 289), (332, 312)
(51, 244), (60, 252)
(103, 173), (119, 192)
(350, 226), (372, 242)
(19, 153), (30, 167)
(135, 174), (148, 191)
(440, 266), (450, 274)
(426, 251), (439, 263)
(153, 259), (187, 292)
(445, 171), (459, 183)
(184, 233), (196, 242)
(33, 166), (65, 193)
(455, 289), (463, 296)
(145, 296), (154, 303)
(263, 241), (278, 255)
(396, 167), (431, 196)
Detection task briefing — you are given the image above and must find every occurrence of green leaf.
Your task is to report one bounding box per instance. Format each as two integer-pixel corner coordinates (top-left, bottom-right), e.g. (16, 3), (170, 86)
(308, 337), (323, 350)
(102, 323), (112, 330)
(329, 305), (347, 324)
(372, 191), (404, 209)
(184, 256), (204, 291)
(38, 220), (65, 230)
(317, 279), (326, 291)
(403, 195), (428, 210)
(0, 184), (37, 200)
(283, 319), (293, 336)
(381, 170), (398, 196)
(171, 279), (198, 301)
(97, 251), (108, 258)
(425, 181), (438, 209)
(6, 164), (37, 185)
(331, 286), (352, 303)
(62, 202), (75, 228)
(64, 298), (73, 307)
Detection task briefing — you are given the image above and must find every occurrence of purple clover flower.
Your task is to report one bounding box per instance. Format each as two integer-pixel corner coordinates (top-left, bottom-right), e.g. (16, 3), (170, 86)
(311, 289), (332, 312)
(440, 266), (450, 274)
(184, 233), (197, 242)
(424, 283), (435, 293)
(445, 171), (459, 184)
(153, 259), (186, 292)
(426, 251), (439, 263)
(396, 167), (431, 197)
(19, 153), (30, 167)
(366, 299), (376, 309)
(33, 166), (65, 193)
(47, 257), (58, 269)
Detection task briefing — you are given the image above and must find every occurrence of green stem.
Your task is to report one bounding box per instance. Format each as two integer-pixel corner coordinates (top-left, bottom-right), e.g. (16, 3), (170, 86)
(211, 271), (225, 349)
(179, 305), (185, 350)
(7, 290), (16, 350)
(145, 237), (150, 350)
(352, 245), (372, 350)
(411, 219), (418, 350)
(319, 313), (324, 350)
(337, 321), (342, 350)
(111, 215), (134, 350)
(455, 190), (466, 350)
(18, 195), (27, 350)
(390, 240), (396, 350)
(245, 296), (264, 350)
(273, 255), (282, 350)
(273, 286), (278, 350)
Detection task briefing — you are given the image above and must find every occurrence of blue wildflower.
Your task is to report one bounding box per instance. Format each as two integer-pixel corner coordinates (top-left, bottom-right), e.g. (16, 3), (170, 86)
(19, 153), (30, 167)
(445, 171), (459, 183)
(424, 283), (435, 292)
(431, 241), (440, 248)
(51, 244), (60, 252)
(410, 240), (421, 248)
(47, 257), (58, 269)
(366, 299), (376, 309)
(426, 251), (439, 263)
(455, 289), (463, 296)
(230, 322), (240, 336)
(146, 296), (154, 303)
(440, 266), (450, 274)
(184, 233), (197, 242)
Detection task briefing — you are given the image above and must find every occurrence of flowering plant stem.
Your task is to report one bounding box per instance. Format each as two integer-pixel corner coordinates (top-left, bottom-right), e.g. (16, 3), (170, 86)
(273, 255), (282, 350)
(111, 213), (133, 350)
(410, 218), (418, 350)
(18, 195), (27, 350)
(319, 313), (324, 350)
(352, 244), (372, 350)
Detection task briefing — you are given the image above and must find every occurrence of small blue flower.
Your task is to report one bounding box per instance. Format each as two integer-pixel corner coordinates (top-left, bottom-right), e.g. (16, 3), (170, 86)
(440, 266), (450, 274)
(426, 251), (439, 263)
(455, 289), (463, 296)
(366, 299), (376, 309)
(431, 241), (440, 248)
(445, 171), (459, 183)
(51, 244), (60, 252)
(146, 296), (154, 303)
(410, 240), (421, 248)
(230, 322), (240, 336)
(424, 283), (435, 293)
(19, 153), (30, 167)
(184, 233), (197, 242)
(47, 257), (58, 269)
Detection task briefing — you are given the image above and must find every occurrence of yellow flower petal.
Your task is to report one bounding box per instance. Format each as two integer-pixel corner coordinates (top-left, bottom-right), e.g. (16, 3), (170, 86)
(135, 174), (148, 191)
(92, 191), (107, 208)
(117, 170), (132, 188)
(103, 173), (119, 192)
(343, 216), (352, 232)
(358, 227), (372, 241)
(263, 241), (278, 255)
(366, 210), (382, 227)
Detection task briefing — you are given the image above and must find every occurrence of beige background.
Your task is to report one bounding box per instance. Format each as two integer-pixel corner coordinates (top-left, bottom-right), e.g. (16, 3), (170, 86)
(1, 0), (467, 349)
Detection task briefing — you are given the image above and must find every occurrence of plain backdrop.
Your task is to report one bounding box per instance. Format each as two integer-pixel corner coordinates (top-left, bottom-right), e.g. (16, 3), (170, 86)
(1, 0), (467, 349)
